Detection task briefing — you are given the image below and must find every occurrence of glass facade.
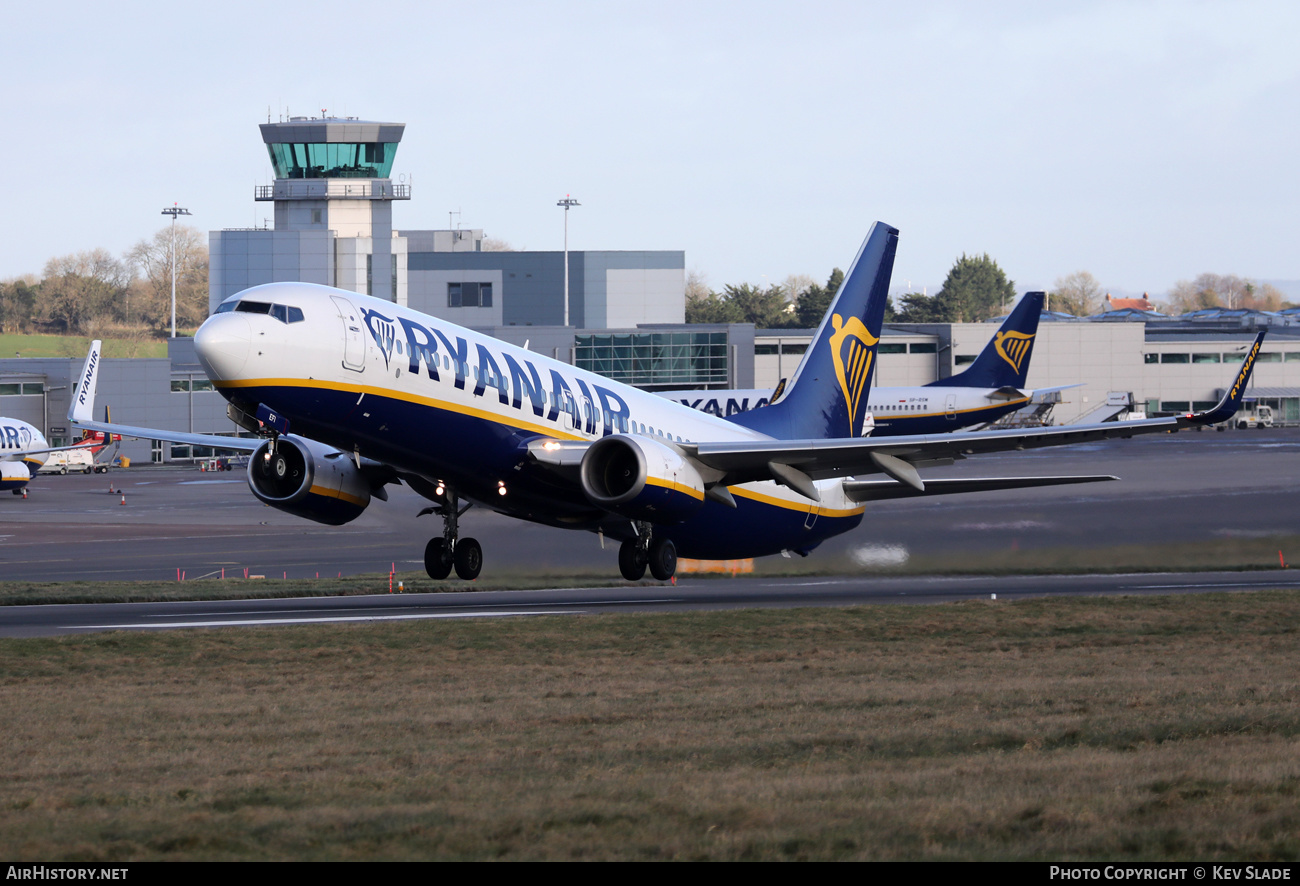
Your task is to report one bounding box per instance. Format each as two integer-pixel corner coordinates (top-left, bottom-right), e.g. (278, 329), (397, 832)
(575, 331), (729, 390)
(266, 142), (398, 179)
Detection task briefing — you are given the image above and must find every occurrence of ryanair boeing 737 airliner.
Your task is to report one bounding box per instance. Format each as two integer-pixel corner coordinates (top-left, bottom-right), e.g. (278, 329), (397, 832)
(69, 223), (1263, 581)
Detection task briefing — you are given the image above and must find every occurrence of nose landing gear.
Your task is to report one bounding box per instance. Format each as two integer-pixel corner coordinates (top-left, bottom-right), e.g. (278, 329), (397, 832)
(420, 486), (481, 580)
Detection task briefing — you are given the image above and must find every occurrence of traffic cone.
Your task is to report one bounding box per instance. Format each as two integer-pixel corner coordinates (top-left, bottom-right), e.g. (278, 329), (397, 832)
(120, 493), (126, 505)
(21, 488), (27, 500)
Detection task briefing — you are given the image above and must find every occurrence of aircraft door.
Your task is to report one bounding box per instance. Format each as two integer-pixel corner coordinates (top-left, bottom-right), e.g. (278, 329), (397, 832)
(946, 393), (957, 420)
(330, 295), (366, 373)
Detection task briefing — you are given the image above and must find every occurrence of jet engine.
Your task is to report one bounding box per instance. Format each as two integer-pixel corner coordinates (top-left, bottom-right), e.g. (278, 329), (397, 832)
(247, 435), (371, 525)
(579, 434), (707, 523)
(0, 462), (30, 491)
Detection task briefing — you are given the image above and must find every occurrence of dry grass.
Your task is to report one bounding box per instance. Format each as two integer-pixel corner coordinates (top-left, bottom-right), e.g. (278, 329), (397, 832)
(1, 592), (1297, 860)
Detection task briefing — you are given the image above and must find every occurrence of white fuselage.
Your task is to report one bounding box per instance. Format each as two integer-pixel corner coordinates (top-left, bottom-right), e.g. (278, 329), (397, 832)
(0, 418), (49, 491)
(195, 283), (866, 542)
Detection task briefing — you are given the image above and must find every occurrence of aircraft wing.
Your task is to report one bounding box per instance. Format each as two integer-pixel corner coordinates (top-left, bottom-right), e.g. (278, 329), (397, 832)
(681, 332), (1264, 494)
(17, 440), (122, 458)
(66, 418), (262, 453)
(67, 339), (261, 453)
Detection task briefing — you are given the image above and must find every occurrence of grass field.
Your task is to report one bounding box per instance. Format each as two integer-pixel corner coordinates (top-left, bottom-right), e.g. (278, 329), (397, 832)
(0, 333), (177, 360)
(1, 590), (1296, 860)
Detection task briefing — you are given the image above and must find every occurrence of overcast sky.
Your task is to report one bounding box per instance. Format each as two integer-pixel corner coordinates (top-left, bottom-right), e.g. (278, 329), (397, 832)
(4, 0), (1297, 298)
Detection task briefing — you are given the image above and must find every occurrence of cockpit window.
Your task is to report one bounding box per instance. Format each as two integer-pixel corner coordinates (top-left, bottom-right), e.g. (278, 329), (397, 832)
(217, 299), (305, 323)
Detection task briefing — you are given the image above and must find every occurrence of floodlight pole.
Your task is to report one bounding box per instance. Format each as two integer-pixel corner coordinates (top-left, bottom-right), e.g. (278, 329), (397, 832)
(161, 204), (192, 337)
(557, 196), (580, 326)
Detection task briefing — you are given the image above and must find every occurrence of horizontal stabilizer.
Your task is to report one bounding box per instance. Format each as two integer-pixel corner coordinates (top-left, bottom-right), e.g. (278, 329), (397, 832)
(988, 386), (1028, 401)
(843, 474), (1116, 503)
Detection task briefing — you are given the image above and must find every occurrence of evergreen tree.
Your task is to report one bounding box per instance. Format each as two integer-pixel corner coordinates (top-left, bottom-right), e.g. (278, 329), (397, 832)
(933, 253), (1016, 322)
(794, 268), (843, 327)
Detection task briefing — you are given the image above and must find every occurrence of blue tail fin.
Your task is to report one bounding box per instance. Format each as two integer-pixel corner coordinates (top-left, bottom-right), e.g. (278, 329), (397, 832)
(928, 291), (1043, 390)
(731, 222), (898, 440)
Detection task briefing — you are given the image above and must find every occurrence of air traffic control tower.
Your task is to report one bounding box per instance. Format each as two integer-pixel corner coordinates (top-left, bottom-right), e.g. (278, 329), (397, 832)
(209, 117), (412, 312)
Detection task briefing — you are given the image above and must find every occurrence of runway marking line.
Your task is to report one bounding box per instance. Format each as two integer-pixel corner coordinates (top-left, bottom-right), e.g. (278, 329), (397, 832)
(76, 610), (580, 630)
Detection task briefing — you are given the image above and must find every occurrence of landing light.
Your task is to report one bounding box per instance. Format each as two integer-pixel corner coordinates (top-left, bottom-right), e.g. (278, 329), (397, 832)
(497, 481), (507, 497)
(542, 440), (562, 451)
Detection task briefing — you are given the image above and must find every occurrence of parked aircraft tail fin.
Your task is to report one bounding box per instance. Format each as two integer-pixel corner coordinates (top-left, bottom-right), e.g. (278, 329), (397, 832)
(929, 291), (1043, 390)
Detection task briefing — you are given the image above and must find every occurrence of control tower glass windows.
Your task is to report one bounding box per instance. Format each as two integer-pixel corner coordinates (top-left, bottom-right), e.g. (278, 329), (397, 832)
(266, 142), (398, 179)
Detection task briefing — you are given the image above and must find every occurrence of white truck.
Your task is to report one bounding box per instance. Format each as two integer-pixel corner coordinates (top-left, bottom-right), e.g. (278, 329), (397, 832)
(1235, 404), (1274, 429)
(37, 448), (108, 474)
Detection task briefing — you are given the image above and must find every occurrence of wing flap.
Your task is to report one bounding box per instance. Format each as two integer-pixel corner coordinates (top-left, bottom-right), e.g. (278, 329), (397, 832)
(843, 474), (1117, 503)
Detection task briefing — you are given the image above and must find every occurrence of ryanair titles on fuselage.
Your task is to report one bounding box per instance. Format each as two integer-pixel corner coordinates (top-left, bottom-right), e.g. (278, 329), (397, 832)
(362, 307), (634, 439)
(0, 423), (35, 451)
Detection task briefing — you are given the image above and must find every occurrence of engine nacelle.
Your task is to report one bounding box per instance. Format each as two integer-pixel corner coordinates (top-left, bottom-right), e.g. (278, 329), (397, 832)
(580, 434), (707, 524)
(247, 435), (371, 525)
(0, 462), (31, 491)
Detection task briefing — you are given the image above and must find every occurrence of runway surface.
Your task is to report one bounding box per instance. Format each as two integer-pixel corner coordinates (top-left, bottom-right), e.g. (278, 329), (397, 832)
(3, 569), (1298, 637)
(0, 427), (1296, 635)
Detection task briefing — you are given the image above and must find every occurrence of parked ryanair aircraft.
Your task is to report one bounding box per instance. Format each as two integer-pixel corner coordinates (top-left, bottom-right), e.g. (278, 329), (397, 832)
(0, 417), (106, 493)
(69, 223), (1263, 581)
(662, 290), (1075, 433)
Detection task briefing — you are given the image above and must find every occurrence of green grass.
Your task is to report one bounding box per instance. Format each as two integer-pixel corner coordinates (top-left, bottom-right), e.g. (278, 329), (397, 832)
(0, 332), (175, 359)
(0, 591), (1297, 860)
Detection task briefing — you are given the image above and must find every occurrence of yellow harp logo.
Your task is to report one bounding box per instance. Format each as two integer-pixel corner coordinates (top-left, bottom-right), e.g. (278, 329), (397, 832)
(994, 330), (1035, 374)
(829, 313), (878, 433)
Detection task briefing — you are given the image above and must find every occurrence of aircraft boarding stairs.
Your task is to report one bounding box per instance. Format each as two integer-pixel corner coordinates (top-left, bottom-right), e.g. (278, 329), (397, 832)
(1067, 392), (1136, 425)
(985, 390), (1062, 429)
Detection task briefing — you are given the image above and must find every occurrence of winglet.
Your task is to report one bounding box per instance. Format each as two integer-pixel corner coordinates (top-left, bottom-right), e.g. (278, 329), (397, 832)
(1182, 331), (1265, 426)
(69, 340), (102, 424)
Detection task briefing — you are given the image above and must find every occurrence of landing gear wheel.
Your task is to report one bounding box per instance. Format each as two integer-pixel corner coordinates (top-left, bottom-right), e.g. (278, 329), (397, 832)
(271, 452), (290, 479)
(619, 539), (647, 581)
(424, 537), (452, 580)
(648, 537), (677, 581)
(454, 537), (483, 580)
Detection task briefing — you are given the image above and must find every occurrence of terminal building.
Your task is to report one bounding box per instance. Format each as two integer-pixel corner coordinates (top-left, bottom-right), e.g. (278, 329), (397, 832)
(1, 114), (1297, 463)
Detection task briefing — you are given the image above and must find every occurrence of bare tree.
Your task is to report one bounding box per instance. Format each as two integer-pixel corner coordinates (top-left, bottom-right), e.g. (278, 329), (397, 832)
(482, 236), (515, 252)
(780, 273), (816, 305)
(125, 225), (209, 331)
(1050, 270), (1103, 316)
(1163, 273), (1286, 313)
(0, 275), (39, 334)
(38, 249), (131, 333)
(685, 268), (711, 302)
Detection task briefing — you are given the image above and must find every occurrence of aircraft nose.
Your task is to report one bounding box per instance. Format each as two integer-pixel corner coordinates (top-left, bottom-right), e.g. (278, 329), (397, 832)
(195, 314), (252, 380)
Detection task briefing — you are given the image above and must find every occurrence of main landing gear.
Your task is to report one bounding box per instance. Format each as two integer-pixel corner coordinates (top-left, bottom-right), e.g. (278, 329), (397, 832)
(618, 520), (677, 582)
(420, 486), (482, 581)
